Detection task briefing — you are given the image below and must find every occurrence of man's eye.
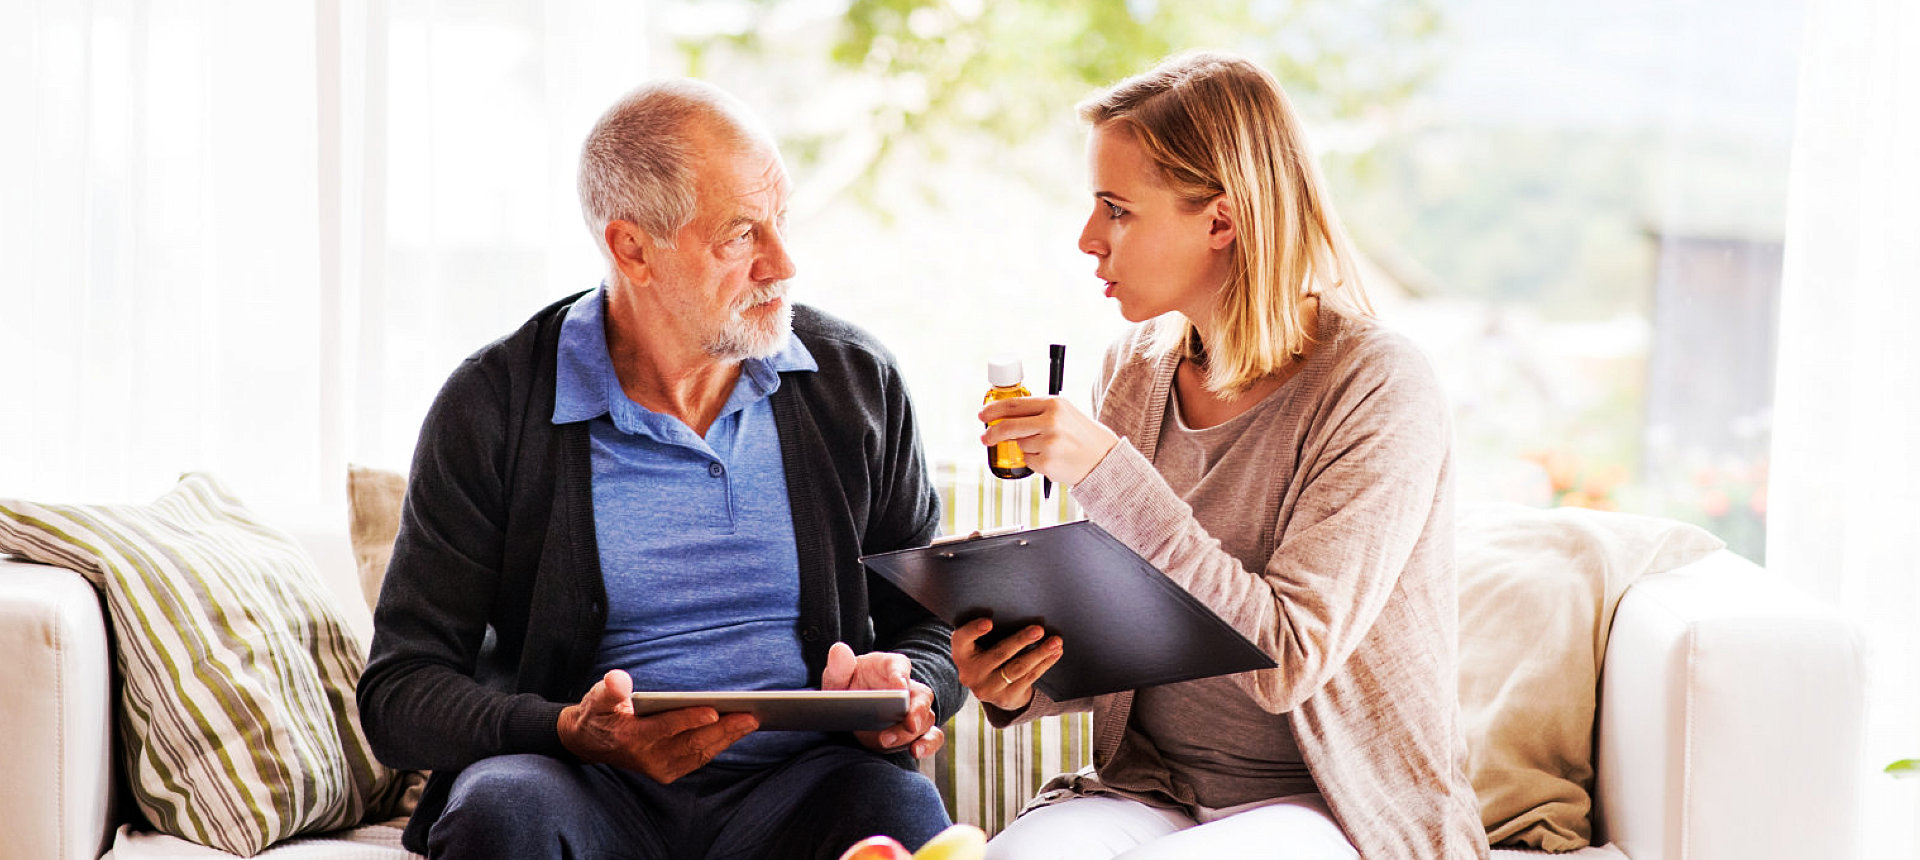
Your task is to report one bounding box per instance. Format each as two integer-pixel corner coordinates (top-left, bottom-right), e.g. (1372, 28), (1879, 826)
(730, 228), (754, 244)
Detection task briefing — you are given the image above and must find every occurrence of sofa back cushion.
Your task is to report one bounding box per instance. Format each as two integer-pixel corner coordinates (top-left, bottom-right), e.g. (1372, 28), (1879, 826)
(1455, 502), (1723, 850)
(0, 473), (412, 855)
(347, 464), (407, 612)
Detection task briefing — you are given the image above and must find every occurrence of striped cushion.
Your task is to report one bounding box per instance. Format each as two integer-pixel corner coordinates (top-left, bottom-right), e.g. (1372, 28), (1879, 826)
(919, 701), (1093, 835)
(0, 473), (410, 856)
(920, 461), (1096, 835)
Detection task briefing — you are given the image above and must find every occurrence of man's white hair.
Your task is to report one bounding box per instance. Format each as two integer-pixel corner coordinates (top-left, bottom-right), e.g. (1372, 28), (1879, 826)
(577, 79), (769, 256)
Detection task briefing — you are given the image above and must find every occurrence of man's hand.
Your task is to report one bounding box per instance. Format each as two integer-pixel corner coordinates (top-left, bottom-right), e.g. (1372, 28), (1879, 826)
(820, 642), (945, 759)
(557, 669), (758, 784)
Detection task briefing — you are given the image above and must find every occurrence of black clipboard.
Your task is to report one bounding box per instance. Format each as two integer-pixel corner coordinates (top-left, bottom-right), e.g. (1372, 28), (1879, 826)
(861, 520), (1276, 701)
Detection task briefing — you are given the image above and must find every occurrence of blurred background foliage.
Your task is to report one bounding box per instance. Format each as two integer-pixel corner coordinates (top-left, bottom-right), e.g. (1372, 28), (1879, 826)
(675, 0), (1443, 200)
(653, 0), (1797, 561)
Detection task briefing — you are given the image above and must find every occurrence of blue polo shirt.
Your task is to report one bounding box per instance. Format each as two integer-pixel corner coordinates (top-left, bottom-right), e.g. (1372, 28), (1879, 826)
(553, 286), (822, 766)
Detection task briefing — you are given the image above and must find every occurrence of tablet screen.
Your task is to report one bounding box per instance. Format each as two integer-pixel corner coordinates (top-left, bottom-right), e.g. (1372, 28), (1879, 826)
(629, 689), (909, 732)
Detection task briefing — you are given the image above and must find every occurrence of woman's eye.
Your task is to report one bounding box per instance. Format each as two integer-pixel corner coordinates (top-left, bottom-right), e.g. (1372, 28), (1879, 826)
(1103, 200), (1125, 219)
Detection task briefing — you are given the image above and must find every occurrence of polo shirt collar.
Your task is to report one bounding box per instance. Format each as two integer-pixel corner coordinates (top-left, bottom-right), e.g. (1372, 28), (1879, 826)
(551, 285), (816, 434)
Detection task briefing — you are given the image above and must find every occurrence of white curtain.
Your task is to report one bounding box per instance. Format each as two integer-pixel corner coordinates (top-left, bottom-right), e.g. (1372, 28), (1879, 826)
(1769, 0), (1920, 854)
(0, 0), (648, 526)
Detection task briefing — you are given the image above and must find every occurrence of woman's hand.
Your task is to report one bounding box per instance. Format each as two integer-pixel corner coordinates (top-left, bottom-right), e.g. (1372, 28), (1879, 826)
(979, 396), (1120, 488)
(951, 619), (1064, 711)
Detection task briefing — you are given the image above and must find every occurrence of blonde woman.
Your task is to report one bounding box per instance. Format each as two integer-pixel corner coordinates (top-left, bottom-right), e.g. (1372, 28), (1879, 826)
(957, 52), (1488, 859)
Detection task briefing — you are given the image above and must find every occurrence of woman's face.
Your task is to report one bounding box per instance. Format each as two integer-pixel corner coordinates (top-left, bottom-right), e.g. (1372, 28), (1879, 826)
(1076, 123), (1234, 325)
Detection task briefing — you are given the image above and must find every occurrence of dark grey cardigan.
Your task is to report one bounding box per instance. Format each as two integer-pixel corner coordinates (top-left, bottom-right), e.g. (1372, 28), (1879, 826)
(356, 294), (956, 851)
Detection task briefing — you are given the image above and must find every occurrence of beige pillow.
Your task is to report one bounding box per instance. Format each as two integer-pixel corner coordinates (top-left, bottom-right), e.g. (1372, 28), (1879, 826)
(0, 473), (412, 855)
(344, 465), (431, 818)
(346, 465), (407, 613)
(1456, 502), (1724, 850)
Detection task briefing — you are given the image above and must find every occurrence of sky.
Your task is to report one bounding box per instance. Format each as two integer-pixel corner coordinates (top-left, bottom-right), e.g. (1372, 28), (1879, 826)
(1430, 0), (1806, 143)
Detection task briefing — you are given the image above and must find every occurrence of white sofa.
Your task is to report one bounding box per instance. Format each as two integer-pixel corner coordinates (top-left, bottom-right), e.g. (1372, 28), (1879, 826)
(0, 530), (1865, 859)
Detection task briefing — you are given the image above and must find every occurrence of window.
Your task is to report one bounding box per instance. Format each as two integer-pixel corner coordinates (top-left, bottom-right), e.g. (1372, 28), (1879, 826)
(658, 0), (1803, 560)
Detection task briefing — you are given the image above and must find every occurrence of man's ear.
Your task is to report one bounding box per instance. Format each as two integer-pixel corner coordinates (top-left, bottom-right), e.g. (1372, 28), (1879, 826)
(605, 220), (655, 286)
(1205, 196), (1237, 251)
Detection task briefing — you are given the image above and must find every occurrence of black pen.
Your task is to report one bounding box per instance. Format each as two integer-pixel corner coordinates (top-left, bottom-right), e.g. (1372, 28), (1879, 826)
(1044, 344), (1066, 499)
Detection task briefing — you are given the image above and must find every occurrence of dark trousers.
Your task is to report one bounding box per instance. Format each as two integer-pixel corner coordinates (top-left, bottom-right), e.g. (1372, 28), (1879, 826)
(426, 744), (950, 860)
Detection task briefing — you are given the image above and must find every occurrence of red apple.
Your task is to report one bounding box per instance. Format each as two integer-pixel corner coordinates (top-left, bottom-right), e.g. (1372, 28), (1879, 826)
(839, 835), (912, 860)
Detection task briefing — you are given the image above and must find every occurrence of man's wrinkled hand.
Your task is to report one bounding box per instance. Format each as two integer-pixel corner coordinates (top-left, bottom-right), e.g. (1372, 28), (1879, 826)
(821, 642), (945, 760)
(557, 669), (758, 783)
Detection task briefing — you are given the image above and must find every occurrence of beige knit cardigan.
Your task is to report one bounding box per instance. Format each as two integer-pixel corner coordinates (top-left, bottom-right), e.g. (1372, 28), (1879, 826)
(995, 312), (1489, 859)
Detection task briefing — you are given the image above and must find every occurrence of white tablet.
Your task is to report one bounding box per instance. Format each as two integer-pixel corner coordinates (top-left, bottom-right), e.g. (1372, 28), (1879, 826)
(629, 689), (910, 732)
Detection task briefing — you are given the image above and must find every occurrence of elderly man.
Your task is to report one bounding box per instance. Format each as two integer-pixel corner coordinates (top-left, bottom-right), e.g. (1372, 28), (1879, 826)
(357, 79), (959, 859)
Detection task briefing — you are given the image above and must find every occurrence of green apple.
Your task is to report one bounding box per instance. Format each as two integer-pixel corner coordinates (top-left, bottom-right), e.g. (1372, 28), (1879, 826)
(911, 824), (986, 860)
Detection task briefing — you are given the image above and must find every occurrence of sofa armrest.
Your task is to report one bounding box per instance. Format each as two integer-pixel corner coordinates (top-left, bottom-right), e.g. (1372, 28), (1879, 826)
(0, 557), (117, 860)
(1593, 549), (1865, 860)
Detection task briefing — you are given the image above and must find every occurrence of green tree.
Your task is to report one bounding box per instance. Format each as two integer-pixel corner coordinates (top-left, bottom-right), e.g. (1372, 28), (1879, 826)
(1327, 126), (1659, 317)
(671, 0), (1444, 202)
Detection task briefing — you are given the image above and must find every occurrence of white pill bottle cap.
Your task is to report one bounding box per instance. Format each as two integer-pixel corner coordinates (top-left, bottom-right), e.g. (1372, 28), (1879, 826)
(987, 356), (1024, 388)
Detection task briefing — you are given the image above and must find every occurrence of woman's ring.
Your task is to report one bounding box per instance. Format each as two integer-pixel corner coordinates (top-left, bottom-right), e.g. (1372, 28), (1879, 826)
(998, 668), (1015, 685)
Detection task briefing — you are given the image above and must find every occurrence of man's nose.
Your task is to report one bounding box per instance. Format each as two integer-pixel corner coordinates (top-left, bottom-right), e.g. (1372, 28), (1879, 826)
(758, 226), (798, 282)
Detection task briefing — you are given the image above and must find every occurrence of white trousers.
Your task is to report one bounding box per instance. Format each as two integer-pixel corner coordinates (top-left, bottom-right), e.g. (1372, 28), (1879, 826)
(982, 792), (1360, 860)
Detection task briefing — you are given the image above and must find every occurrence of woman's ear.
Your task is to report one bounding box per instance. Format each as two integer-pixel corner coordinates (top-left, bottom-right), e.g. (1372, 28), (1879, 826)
(1205, 196), (1237, 251)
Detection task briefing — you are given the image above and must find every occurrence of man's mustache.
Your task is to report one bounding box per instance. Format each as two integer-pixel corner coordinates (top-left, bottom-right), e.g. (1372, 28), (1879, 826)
(736, 283), (787, 312)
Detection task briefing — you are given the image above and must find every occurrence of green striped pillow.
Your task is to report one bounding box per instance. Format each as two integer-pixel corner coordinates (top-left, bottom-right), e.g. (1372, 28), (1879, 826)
(919, 702), (1094, 836)
(0, 473), (411, 856)
(922, 459), (1097, 835)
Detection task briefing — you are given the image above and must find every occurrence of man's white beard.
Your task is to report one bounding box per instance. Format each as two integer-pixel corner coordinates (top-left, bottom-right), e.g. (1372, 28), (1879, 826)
(705, 284), (792, 360)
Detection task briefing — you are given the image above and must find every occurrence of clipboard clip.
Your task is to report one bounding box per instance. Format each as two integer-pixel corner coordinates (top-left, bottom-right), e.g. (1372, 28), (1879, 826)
(931, 524), (1025, 546)
(931, 525), (1030, 557)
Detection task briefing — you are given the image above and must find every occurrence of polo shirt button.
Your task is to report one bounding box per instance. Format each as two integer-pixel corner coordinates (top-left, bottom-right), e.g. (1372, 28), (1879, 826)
(801, 628), (819, 642)
(708, 462), (724, 477)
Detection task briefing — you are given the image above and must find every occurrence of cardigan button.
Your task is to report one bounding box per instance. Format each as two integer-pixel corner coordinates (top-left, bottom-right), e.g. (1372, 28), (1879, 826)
(801, 628), (819, 642)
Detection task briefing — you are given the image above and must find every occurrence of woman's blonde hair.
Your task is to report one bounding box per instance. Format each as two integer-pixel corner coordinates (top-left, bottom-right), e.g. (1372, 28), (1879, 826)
(1078, 51), (1373, 395)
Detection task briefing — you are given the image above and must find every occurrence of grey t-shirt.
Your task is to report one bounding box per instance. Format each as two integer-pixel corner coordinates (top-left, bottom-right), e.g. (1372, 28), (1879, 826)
(1109, 377), (1318, 809)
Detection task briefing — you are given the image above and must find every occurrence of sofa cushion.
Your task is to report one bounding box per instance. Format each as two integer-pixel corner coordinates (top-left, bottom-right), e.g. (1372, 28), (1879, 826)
(106, 822), (419, 859)
(1456, 502), (1723, 851)
(0, 473), (412, 856)
(346, 465), (407, 613)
